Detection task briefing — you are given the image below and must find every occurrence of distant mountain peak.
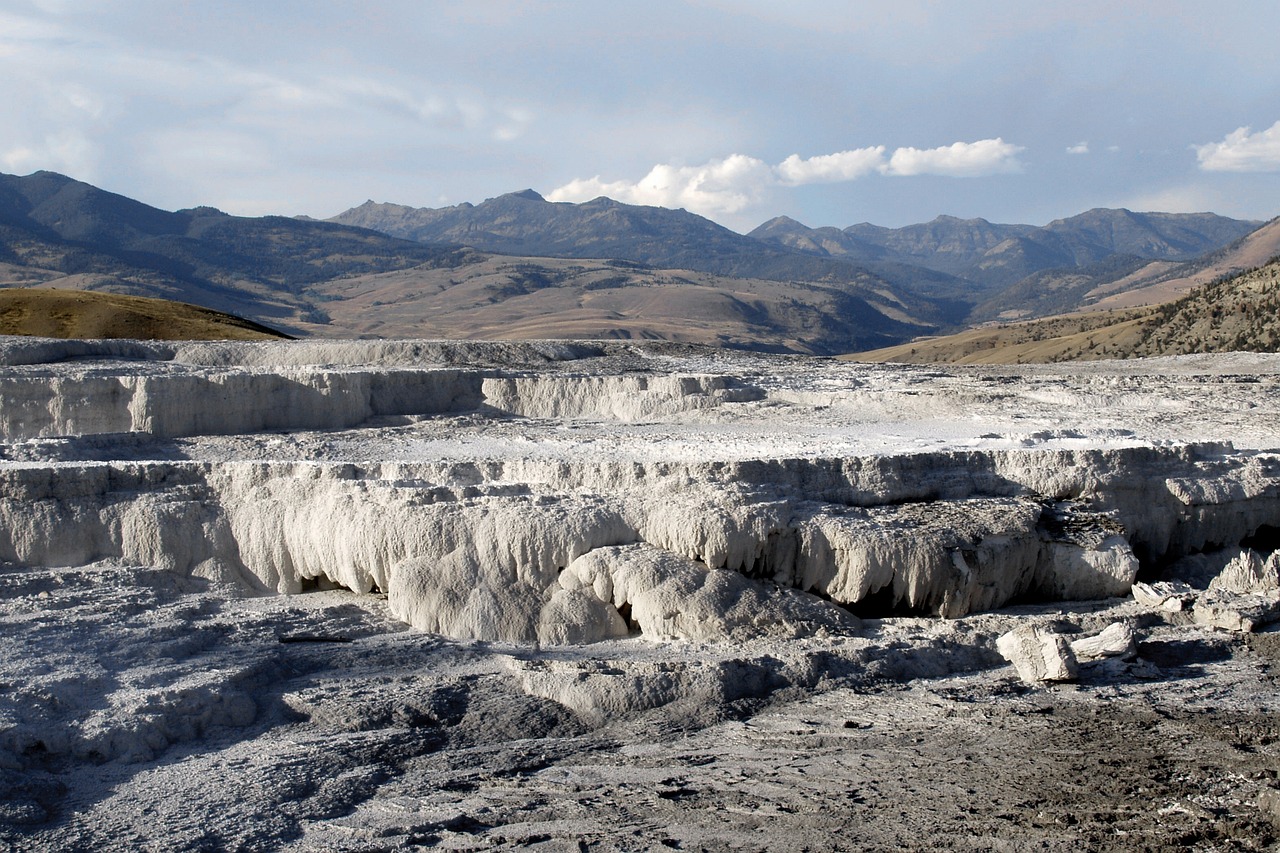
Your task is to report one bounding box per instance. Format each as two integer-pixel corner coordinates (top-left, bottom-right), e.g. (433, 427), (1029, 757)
(754, 215), (808, 229)
(178, 205), (228, 218)
(579, 195), (623, 208)
(504, 189), (546, 202)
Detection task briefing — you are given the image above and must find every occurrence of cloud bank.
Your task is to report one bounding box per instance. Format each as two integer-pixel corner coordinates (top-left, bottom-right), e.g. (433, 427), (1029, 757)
(549, 139), (1025, 216)
(549, 155), (776, 215)
(881, 139), (1025, 177)
(1196, 121), (1280, 172)
(775, 147), (887, 185)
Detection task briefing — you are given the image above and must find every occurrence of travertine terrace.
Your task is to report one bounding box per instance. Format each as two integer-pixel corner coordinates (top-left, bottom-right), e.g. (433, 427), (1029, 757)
(4, 337), (1280, 850)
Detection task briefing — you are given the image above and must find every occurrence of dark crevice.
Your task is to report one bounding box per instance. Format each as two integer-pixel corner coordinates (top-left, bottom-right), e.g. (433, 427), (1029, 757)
(844, 583), (922, 618)
(616, 601), (641, 635)
(1242, 524), (1280, 555)
(298, 575), (357, 593)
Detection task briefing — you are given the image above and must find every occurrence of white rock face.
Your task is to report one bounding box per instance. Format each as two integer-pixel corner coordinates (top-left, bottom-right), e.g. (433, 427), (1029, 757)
(3, 338), (1280, 643)
(548, 544), (859, 643)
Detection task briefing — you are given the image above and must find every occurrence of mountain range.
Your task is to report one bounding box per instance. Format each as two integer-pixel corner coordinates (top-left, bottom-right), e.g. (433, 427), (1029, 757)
(0, 170), (1273, 356)
(0, 170), (457, 329)
(331, 192), (1263, 322)
(750, 209), (1255, 287)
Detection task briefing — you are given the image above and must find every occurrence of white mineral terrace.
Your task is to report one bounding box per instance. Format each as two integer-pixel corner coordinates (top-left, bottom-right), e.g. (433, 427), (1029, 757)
(7, 337), (1280, 849)
(3, 337), (1279, 643)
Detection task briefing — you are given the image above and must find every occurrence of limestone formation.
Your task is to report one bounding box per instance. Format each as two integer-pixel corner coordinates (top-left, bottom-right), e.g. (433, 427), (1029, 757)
(1209, 548), (1280, 596)
(5, 337), (1280, 850)
(2, 338), (1280, 644)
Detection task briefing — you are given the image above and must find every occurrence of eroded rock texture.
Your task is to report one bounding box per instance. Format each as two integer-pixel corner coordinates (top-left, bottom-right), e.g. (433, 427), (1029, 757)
(2, 338), (1280, 643)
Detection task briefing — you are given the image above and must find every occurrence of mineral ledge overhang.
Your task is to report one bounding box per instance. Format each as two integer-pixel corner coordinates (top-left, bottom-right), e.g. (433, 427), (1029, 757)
(2, 336), (1279, 643)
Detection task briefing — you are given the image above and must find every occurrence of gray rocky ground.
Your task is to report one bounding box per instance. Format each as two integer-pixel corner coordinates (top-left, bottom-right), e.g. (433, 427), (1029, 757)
(2, 339), (1280, 851)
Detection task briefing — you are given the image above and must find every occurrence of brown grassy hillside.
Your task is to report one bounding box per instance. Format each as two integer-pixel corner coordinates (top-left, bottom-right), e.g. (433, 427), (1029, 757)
(1131, 260), (1280, 355)
(848, 258), (1280, 365)
(290, 255), (925, 354)
(0, 288), (290, 341)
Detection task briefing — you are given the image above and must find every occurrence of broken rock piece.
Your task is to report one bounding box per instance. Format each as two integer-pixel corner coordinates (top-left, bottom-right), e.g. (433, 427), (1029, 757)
(1070, 622), (1138, 661)
(1192, 589), (1280, 633)
(1132, 581), (1198, 613)
(997, 625), (1079, 683)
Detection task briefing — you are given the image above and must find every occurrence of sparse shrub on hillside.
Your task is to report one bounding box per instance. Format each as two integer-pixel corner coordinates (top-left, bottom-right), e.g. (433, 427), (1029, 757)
(1133, 259), (1280, 356)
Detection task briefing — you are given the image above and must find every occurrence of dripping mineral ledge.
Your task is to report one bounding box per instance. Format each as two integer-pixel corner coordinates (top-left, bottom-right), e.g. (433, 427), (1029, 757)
(2, 337), (1278, 642)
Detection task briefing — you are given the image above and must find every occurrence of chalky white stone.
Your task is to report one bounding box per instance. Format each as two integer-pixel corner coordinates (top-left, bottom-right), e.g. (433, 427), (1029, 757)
(3, 338), (1280, 642)
(5, 337), (1280, 849)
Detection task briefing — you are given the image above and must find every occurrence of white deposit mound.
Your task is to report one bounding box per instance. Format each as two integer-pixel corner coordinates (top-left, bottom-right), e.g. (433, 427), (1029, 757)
(2, 335), (1280, 640)
(5, 337), (1280, 850)
(3, 338), (1280, 643)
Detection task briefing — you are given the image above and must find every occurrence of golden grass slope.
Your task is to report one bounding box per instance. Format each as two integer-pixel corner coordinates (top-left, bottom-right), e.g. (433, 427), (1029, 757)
(0, 288), (290, 341)
(849, 258), (1280, 365)
(846, 308), (1158, 365)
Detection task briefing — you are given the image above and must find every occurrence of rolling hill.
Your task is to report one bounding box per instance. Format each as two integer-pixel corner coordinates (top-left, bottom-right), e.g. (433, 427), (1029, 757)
(295, 254), (926, 354)
(0, 288), (289, 340)
(848, 257), (1280, 364)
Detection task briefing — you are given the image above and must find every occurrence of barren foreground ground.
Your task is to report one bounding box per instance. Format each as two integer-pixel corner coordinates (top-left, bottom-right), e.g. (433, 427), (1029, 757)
(2, 339), (1280, 851)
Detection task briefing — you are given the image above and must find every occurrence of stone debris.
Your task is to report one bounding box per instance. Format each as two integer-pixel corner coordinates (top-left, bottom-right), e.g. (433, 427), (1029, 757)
(1070, 622), (1138, 661)
(1258, 787), (1280, 826)
(1132, 581), (1198, 612)
(1135, 556), (1280, 633)
(1192, 590), (1280, 633)
(996, 625), (1079, 683)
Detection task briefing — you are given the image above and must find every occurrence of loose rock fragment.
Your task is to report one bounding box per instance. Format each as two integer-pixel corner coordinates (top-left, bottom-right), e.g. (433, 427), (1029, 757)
(996, 625), (1079, 683)
(1070, 622), (1138, 661)
(1192, 590), (1280, 633)
(1132, 581), (1198, 612)
(1258, 787), (1280, 826)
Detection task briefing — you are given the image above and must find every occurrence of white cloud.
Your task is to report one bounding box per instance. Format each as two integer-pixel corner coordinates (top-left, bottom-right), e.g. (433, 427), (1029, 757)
(1, 146), (37, 172)
(881, 138), (1025, 177)
(2, 130), (98, 179)
(1067, 141), (1089, 155)
(549, 154), (774, 214)
(775, 147), (886, 184)
(550, 138), (1026, 219)
(1195, 121), (1280, 172)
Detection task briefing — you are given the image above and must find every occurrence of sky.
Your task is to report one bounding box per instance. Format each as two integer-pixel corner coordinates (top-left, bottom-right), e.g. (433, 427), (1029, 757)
(2, 1), (1279, 233)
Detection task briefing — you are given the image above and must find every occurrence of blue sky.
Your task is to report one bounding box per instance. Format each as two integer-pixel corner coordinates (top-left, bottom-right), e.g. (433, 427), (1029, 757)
(2, 1), (1278, 231)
